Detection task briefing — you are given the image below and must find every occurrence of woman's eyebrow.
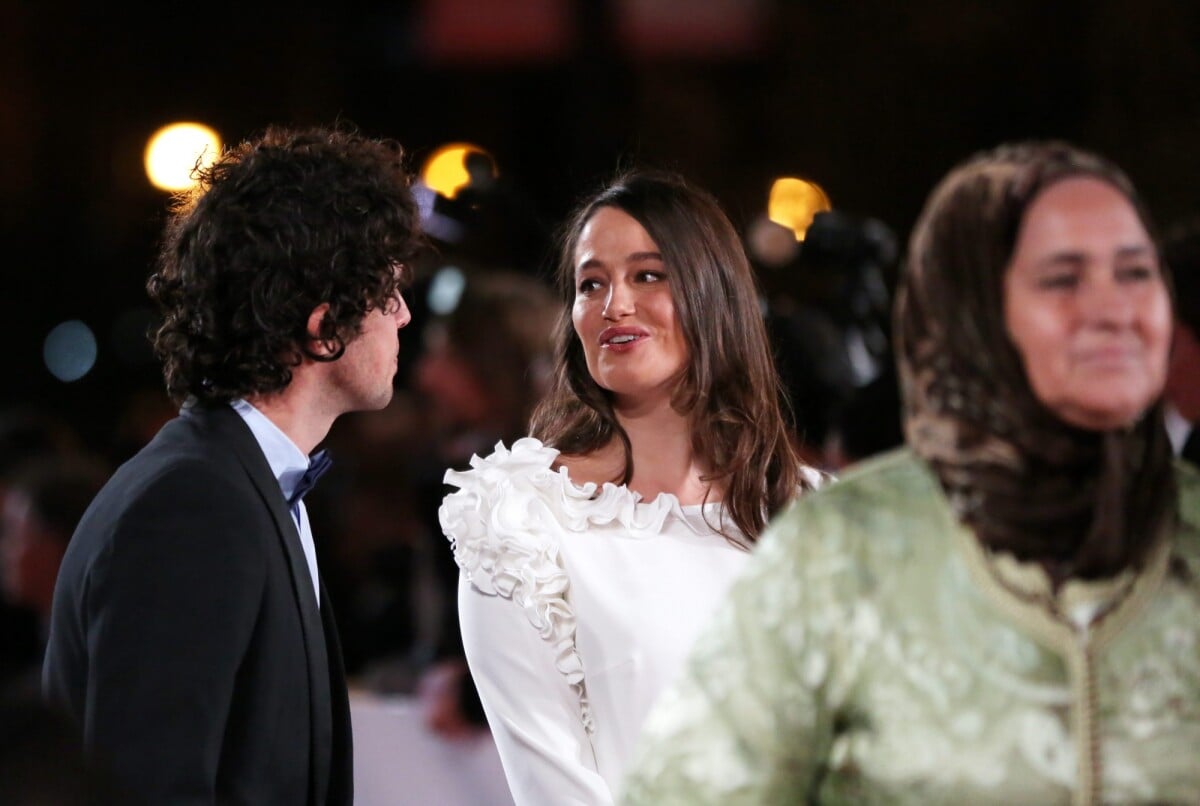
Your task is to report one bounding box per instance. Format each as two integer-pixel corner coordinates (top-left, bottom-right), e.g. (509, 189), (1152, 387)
(576, 251), (663, 273)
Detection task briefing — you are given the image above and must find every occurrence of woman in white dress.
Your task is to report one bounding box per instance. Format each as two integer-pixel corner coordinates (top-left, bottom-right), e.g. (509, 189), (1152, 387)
(439, 170), (820, 804)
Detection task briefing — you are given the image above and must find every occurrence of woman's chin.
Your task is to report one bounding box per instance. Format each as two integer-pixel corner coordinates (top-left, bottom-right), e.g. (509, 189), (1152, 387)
(1052, 401), (1155, 432)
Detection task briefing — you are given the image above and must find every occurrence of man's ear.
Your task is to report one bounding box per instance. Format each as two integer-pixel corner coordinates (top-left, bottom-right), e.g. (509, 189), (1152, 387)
(305, 303), (339, 358)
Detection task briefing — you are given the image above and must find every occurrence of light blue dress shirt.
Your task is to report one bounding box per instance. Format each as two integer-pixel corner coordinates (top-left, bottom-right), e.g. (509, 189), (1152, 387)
(230, 399), (321, 606)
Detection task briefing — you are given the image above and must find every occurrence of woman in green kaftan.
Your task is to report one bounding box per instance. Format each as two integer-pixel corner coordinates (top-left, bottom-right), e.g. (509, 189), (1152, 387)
(622, 142), (1200, 806)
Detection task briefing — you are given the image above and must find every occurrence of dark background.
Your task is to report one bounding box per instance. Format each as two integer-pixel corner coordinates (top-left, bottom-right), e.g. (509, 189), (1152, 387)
(4, 0), (1200, 452)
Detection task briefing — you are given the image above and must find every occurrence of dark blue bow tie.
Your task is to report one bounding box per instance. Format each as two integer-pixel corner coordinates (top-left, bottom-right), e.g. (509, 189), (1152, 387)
(288, 450), (333, 508)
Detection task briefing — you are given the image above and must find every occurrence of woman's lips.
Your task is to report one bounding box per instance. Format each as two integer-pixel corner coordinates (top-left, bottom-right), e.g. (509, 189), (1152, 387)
(1074, 344), (1142, 370)
(598, 326), (648, 352)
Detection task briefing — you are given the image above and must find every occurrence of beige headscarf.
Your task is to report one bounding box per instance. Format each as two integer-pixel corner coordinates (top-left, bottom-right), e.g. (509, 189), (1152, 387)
(896, 142), (1175, 583)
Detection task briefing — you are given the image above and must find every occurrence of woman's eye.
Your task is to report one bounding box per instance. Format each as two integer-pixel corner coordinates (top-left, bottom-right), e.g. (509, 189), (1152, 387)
(1037, 273), (1078, 290)
(1117, 265), (1157, 283)
(637, 271), (664, 283)
(577, 278), (601, 294)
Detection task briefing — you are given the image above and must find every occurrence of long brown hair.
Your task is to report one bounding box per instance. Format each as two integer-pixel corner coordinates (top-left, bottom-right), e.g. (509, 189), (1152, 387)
(530, 170), (811, 543)
(897, 141), (1176, 581)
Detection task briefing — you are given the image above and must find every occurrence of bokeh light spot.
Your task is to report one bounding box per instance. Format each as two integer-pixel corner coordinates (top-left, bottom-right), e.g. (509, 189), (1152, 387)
(145, 122), (222, 192)
(44, 320), (98, 382)
(420, 143), (493, 200)
(768, 177), (832, 241)
(428, 265), (467, 315)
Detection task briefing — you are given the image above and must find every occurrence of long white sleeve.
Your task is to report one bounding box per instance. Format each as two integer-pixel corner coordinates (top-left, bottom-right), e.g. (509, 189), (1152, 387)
(459, 575), (613, 805)
(441, 439), (756, 804)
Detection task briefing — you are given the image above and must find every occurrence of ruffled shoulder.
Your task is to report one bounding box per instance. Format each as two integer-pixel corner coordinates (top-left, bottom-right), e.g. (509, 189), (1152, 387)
(439, 437), (572, 594)
(439, 437), (596, 732)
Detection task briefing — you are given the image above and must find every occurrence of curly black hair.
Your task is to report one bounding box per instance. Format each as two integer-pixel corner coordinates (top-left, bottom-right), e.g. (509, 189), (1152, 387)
(147, 124), (423, 403)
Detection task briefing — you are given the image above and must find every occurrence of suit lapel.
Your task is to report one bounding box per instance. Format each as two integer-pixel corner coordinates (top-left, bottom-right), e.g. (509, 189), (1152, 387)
(186, 405), (334, 805)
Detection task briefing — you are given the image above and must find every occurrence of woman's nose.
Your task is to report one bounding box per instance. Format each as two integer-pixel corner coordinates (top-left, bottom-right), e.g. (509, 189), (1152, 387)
(603, 282), (634, 320)
(1080, 272), (1134, 327)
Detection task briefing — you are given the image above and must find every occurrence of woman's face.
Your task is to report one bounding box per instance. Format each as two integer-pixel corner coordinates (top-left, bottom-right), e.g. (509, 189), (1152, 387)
(571, 206), (689, 410)
(1004, 176), (1172, 430)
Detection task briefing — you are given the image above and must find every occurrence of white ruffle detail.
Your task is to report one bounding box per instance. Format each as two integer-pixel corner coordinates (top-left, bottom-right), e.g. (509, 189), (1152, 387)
(439, 437), (720, 734)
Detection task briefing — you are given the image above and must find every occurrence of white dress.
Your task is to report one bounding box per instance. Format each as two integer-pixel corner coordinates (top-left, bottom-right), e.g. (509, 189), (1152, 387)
(439, 438), (755, 805)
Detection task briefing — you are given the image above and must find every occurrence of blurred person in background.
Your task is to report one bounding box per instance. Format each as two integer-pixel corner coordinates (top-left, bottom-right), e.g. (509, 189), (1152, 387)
(440, 170), (820, 804)
(0, 455), (107, 687)
(0, 436), (110, 806)
(1162, 219), (1200, 465)
(623, 142), (1200, 804)
(42, 125), (423, 805)
(0, 410), (78, 687)
(761, 209), (903, 469)
(410, 268), (558, 737)
(416, 268), (558, 466)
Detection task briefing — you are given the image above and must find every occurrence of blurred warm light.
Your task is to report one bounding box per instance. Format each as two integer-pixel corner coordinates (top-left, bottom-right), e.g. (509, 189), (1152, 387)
(420, 143), (493, 200)
(768, 177), (832, 241)
(144, 122), (222, 192)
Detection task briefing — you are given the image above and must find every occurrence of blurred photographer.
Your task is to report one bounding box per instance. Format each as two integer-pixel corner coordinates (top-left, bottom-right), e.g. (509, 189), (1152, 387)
(757, 208), (901, 467)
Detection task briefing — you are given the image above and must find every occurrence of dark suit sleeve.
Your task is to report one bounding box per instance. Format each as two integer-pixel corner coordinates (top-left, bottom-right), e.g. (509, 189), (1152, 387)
(83, 462), (268, 804)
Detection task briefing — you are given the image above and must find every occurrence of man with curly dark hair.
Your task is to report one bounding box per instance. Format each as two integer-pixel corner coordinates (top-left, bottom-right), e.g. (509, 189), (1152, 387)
(42, 125), (422, 805)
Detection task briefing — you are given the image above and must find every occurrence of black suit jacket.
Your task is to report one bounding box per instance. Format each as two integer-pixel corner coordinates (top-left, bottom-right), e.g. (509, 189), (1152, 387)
(43, 404), (352, 805)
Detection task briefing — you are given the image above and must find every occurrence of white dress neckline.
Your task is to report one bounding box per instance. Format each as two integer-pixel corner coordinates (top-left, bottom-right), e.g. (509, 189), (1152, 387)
(440, 437), (740, 735)
(441, 436), (822, 803)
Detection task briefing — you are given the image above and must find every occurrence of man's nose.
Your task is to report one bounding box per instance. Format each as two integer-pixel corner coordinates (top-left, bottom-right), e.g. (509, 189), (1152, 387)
(394, 295), (413, 329)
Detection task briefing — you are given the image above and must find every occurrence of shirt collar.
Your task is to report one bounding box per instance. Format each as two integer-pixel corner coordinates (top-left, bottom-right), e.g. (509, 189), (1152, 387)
(230, 399), (313, 502)
(1163, 400), (1192, 457)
